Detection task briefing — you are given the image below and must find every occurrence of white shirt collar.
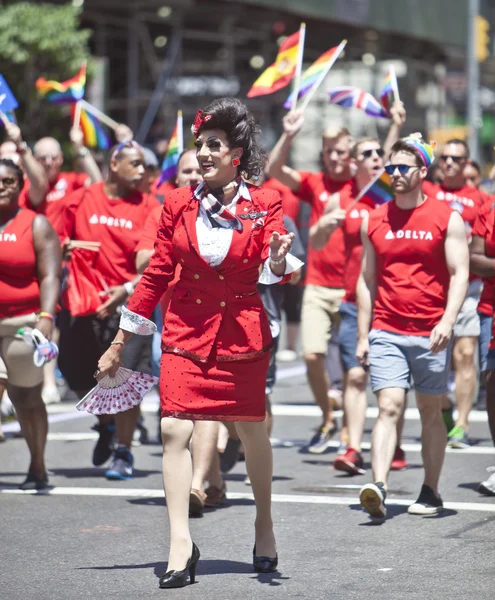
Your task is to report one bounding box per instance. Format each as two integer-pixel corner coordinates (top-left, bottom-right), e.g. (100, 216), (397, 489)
(194, 180), (251, 204)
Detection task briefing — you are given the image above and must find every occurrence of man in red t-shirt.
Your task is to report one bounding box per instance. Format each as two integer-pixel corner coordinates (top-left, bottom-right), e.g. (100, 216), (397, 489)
(267, 103), (405, 454)
(423, 139), (487, 448)
(310, 136), (407, 475)
(59, 141), (160, 482)
(357, 136), (469, 520)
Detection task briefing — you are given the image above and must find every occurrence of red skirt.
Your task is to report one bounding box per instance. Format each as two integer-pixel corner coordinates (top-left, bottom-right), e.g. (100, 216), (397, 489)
(159, 351), (270, 421)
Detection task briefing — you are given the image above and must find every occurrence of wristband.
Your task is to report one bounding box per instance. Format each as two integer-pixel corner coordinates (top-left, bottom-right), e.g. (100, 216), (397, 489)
(110, 341), (125, 347)
(123, 281), (134, 296)
(77, 147), (90, 158)
(38, 312), (55, 322)
(269, 255), (286, 265)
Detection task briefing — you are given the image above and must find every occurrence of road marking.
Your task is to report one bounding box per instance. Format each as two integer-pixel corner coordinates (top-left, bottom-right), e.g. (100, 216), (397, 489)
(2, 410), (89, 433)
(1, 486), (495, 513)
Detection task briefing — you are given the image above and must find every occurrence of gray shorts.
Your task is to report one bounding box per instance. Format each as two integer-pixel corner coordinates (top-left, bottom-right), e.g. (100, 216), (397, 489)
(453, 280), (482, 338)
(369, 329), (452, 396)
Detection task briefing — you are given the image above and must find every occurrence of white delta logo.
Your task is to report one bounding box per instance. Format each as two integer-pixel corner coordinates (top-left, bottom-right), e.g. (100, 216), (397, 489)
(0, 233), (17, 242)
(89, 214), (133, 229)
(385, 229), (433, 241)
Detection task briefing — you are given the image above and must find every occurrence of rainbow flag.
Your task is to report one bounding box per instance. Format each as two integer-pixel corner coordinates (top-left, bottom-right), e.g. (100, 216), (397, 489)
(158, 111), (184, 186)
(72, 105), (112, 150)
(284, 42), (346, 110)
(357, 169), (394, 206)
(36, 64), (86, 104)
(247, 31), (301, 97)
(328, 87), (390, 119)
(380, 66), (398, 115)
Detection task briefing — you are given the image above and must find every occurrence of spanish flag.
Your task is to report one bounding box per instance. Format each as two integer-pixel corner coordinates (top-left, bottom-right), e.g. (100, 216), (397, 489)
(247, 31), (301, 97)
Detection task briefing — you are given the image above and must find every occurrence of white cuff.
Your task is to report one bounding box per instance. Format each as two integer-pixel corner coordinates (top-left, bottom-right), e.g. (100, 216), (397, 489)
(258, 253), (304, 285)
(120, 306), (157, 335)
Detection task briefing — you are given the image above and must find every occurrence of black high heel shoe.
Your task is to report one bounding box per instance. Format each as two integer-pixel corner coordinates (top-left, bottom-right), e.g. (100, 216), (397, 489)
(159, 543), (200, 588)
(253, 545), (278, 573)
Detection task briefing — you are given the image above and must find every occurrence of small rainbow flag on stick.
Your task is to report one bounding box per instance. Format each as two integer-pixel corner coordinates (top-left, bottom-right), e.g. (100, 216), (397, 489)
(284, 41), (347, 111)
(158, 111), (184, 187)
(71, 105), (112, 150)
(353, 169), (394, 207)
(36, 63), (86, 104)
(247, 30), (302, 98)
(379, 66), (400, 115)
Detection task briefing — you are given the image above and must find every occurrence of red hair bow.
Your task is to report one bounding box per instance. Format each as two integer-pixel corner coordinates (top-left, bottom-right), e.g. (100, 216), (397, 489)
(191, 110), (212, 138)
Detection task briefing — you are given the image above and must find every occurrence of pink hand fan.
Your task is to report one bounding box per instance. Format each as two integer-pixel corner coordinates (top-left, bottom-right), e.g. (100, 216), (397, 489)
(76, 367), (158, 415)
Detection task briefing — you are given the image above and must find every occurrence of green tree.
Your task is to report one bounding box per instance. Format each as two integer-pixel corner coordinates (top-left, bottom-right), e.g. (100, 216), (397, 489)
(0, 2), (91, 141)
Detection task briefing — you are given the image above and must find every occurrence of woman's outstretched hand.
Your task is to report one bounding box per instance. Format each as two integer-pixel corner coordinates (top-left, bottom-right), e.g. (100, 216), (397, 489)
(269, 231), (295, 261)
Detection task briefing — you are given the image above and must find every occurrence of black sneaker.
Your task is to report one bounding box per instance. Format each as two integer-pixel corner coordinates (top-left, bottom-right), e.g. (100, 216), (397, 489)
(105, 448), (134, 481)
(360, 482), (387, 520)
(19, 472), (49, 491)
(307, 424), (337, 454)
(408, 484), (444, 515)
(92, 423), (116, 466)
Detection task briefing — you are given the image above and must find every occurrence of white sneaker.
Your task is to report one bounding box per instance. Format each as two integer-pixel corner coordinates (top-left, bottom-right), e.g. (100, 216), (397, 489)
(479, 468), (495, 496)
(277, 349), (298, 362)
(42, 386), (61, 405)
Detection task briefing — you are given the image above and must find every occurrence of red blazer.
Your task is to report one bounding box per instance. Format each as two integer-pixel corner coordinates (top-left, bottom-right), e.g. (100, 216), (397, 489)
(127, 184), (288, 362)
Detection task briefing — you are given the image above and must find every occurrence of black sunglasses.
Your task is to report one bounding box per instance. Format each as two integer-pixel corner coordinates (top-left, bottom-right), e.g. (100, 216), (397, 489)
(361, 148), (385, 158)
(439, 155), (466, 164)
(384, 164), (420, 175)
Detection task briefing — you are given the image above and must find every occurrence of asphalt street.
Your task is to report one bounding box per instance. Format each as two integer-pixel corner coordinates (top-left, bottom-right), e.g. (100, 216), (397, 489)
(1, 362), (495, 600)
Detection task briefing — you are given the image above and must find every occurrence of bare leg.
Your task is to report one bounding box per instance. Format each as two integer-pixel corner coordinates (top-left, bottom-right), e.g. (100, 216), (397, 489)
(396, 393), (407, 443)
(485, 370), (495, 444)
(304, 353), (334, 428)
(161, 417), (195, 571)
(415, 393), (446, 495)
(191, 420), (220, 492)
(440, 394), (452, 411)
(115, 405), (140, 448)
(371, 388), (406, 488)
(287, 323), (299, 352)
(8, 383), (47, 477)
(453, 336), (477, 430)
(207, 447), (224, 489)
(236, 420), (276, 558)
(0, 380), (6, 441)
(344, 367), (368, 451)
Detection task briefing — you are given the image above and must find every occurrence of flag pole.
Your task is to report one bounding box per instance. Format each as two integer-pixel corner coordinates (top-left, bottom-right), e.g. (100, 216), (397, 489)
(290, 23), (306, 113)
(390, 65), (400, 104)
(347, 167), (386, 211)
(299, 39), (347, 113)
(80, 99), (119, 131)
(177, 110), (184, 153)
(73, 101), (82, 129)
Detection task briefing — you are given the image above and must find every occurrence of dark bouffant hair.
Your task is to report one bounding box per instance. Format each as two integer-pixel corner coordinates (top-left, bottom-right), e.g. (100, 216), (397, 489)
(0, 158), (24, 190)
(197, 97), (266, 180)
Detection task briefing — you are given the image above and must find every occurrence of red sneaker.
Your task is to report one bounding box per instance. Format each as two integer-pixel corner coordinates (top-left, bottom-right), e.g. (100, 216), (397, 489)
(391, 447), (408, 471)
(334, 448), (366, 475)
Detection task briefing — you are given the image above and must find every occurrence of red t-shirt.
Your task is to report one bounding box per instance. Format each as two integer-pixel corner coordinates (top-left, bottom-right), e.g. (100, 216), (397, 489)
(369, 197), (453, 336)
(262, 178), (300, 224)
(63, 182), (160, 288)
(472, 198), (495, 316)
(151, 179), (176, 204)
(0, 209), (40, 318)
(21, 171), (88, 237)
(342, 199), (374, 304)
(297, 171), (356, 287)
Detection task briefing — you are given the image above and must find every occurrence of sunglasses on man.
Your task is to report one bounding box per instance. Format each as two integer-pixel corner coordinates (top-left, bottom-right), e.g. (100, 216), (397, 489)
(439, 155), (466, 164)
(361, 148), (385, 158)
(384, 164), (420, 175)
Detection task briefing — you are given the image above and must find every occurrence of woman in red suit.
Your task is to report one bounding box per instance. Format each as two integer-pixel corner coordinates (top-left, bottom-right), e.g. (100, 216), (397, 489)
(97, 98), (301, 587)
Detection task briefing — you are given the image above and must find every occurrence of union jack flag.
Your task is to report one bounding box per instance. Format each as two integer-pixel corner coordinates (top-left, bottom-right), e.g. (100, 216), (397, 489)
(328, 86), (390, 119)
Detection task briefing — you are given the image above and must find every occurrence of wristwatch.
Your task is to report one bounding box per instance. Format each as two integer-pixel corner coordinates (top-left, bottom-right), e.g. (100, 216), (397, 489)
(16, 141), (29, 155)
(77, 147), (90, 158)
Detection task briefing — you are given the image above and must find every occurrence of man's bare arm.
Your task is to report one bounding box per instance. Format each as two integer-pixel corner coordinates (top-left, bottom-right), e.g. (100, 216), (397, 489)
(309, 193), (344, 250)
(383, 101), (406, 158)
(266, 110), (304, 192)
(470, 234), (495, 277)
(356, 213), (377, 342)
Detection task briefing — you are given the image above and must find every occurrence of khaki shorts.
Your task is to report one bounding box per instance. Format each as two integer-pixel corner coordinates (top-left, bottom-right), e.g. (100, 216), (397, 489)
(0, 313), (44, 388)
(301, 285), (345, 355)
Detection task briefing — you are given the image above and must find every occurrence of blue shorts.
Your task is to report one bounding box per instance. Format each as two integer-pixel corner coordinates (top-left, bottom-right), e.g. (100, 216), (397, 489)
(478, 312), (492, 373)
(338, 302), (360, 371)
(369, 329), (452, 396)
